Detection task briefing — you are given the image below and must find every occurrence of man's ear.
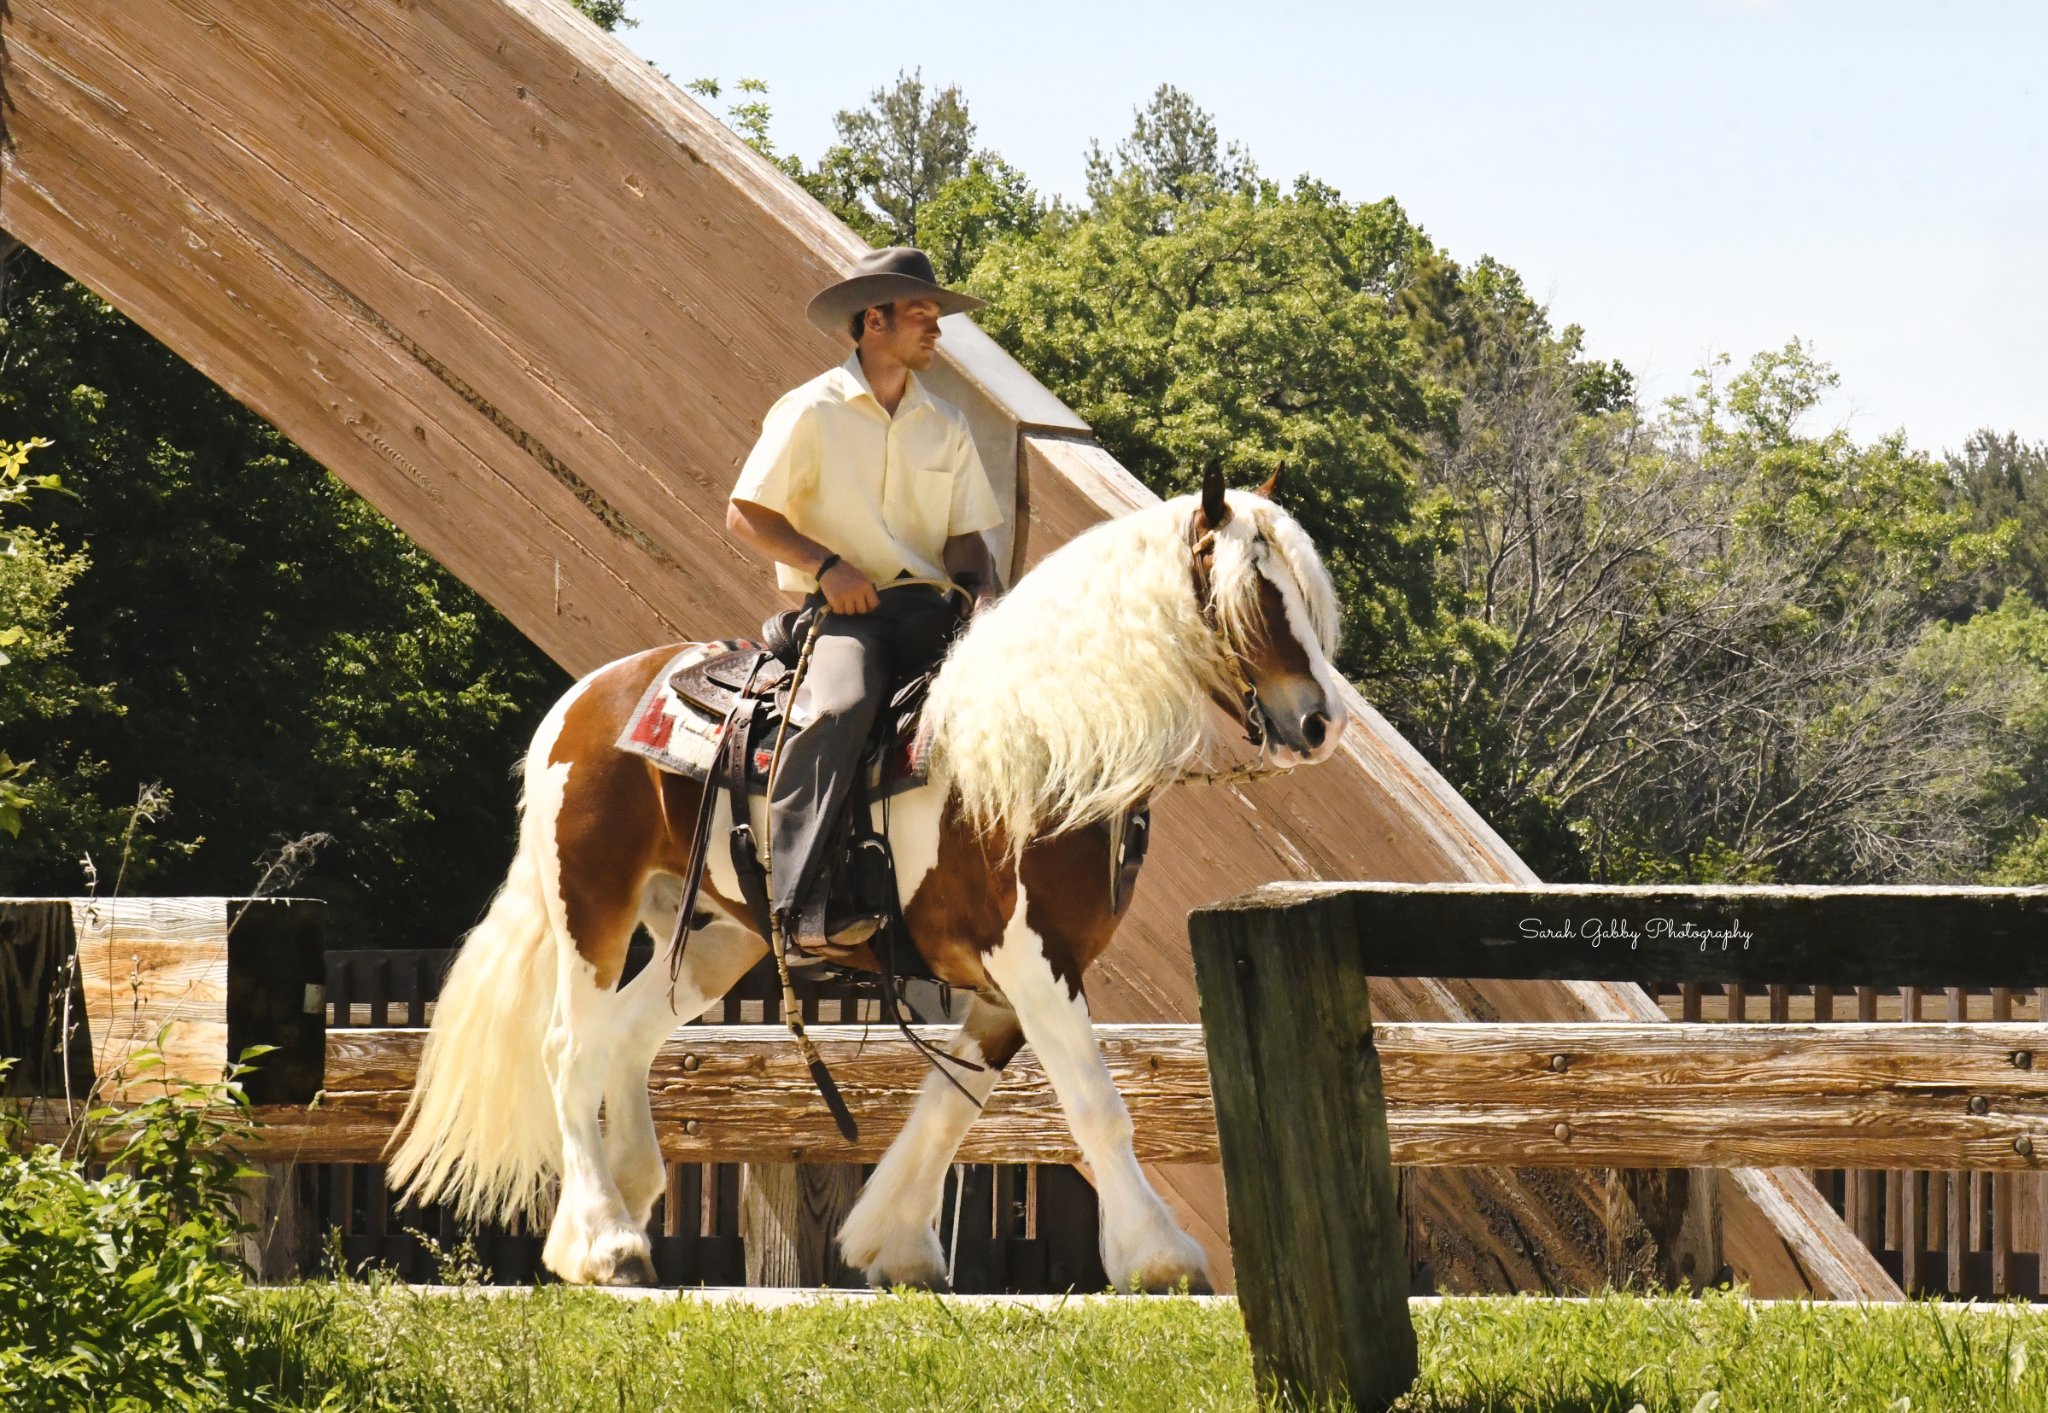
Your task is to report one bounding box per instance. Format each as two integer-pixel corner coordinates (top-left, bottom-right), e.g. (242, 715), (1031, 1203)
(1200, 461), (1230, 531)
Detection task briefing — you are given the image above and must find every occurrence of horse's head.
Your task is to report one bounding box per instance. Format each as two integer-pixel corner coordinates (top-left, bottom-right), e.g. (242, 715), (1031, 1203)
(1188, 463), (1349, 768)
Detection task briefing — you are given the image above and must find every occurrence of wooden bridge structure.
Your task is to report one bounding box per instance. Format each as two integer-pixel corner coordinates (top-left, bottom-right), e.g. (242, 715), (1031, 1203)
(0, 0), (1905, 1295)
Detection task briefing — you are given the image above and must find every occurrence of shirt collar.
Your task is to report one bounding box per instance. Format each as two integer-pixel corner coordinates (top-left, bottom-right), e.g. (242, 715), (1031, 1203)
(838, 351), (929, 417)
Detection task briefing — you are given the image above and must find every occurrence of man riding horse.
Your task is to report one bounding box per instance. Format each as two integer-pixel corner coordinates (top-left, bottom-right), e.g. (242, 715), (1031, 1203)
(723, 246), (1002, 962)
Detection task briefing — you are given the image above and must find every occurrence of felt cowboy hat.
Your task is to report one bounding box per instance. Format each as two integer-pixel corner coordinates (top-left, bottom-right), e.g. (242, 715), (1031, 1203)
(805, 246), (986, 338)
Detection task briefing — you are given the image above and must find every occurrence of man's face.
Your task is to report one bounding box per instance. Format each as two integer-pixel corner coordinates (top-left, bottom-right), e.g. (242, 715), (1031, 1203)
(865, 297), (944, 370)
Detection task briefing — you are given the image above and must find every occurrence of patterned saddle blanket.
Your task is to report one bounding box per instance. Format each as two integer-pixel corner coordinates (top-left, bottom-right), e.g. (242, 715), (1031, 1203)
(613, 641), (932, 799)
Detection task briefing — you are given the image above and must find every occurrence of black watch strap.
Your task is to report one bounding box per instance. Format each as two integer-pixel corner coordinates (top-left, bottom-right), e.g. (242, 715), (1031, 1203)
(814, 552), (842, 579)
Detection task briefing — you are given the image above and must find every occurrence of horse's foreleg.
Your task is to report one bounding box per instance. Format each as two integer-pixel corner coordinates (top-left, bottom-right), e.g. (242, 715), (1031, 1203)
(837, 994), (1020, 1288)
(981, 883), (1210, 1293)
(602, 884), (766, 1230)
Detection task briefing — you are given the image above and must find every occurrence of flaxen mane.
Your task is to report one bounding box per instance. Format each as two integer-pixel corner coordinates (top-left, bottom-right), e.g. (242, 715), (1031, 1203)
(924, 488), (1339, 844)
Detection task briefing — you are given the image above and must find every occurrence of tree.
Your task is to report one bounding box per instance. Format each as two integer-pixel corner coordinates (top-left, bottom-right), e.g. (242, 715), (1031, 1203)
(969, 94), (1454, 687)
(917, 155), (1045, 283)
(562, 0), (633, 32)
(807, 69), (976, 247)
(1084, 83), (1254, 219)
(1416, 335), (2019, 882)
(0, 437), (123, 842)
(1946, 429), (2048, 613)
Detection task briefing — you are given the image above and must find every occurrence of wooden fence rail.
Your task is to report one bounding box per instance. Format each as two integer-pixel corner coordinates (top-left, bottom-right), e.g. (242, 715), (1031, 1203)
(106, 1020), (2046, 1173)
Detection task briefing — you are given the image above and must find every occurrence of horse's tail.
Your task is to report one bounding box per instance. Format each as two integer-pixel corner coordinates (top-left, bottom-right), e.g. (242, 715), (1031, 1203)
(385, 805), (561, 1226)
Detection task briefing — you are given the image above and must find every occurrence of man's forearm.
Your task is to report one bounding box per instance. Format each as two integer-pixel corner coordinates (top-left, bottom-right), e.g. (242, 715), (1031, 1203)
(727, 499), (833, 577)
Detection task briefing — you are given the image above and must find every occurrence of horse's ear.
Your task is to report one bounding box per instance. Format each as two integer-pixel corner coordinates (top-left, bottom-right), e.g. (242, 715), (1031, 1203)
(1253, 463), (1284, 502)
(1200, 461), (1230, 530)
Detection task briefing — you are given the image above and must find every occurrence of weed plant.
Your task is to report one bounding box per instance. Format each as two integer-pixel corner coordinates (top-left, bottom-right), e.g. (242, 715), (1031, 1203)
(0, 1046), (283, 1410)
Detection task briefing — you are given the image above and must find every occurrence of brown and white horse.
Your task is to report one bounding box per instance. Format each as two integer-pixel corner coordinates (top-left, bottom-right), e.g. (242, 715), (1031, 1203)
(387, 473), (1347, 1290)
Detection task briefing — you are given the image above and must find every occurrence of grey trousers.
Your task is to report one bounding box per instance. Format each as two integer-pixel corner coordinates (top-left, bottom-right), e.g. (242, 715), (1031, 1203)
(766, 585), (961, 919)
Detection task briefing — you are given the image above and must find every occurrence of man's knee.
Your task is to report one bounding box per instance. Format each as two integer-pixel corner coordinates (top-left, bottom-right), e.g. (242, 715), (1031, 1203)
(799, 634), (888, 728)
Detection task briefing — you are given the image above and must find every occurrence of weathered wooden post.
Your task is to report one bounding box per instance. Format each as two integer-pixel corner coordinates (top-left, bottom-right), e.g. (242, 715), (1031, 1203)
(1189, 888), (1417, 1412)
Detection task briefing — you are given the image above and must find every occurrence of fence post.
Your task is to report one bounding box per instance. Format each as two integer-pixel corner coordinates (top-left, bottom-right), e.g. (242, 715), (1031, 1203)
(1190, 892), (1417, 1412)
(741, 1163), (859, 1287)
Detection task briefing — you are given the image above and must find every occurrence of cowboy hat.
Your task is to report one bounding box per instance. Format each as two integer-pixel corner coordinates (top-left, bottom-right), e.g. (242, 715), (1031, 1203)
(805, 246), (986, 338)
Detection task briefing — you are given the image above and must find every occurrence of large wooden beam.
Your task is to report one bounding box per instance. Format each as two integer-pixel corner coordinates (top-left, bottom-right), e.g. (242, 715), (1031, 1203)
(166, 1022), (2048, 1176)
(0, 0), (1886, 1296)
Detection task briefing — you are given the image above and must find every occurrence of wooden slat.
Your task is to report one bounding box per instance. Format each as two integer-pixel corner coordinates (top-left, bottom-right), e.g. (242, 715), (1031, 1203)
(123, 1021), (2048, 1172)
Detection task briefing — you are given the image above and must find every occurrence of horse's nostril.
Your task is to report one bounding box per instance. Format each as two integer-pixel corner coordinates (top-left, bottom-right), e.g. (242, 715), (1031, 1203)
(1302, 712), (1329, 750)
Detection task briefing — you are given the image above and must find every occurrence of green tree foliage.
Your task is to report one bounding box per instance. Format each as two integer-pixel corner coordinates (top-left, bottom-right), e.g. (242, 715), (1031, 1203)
(685, 77), (791, 169)
(1418, 334), (2022, 882)
(811, 69), (975, 248)
(1083, 82), (1254, 215)
(561, 0), (633, 32)
(1946, 429), (2048, 613)
(0, 437), (122, 845)
(797, 70), (1045, 279)
(968, 88), (1451, 685)
(1909, 595), (2048, 883)
(0, 254), (566, 945)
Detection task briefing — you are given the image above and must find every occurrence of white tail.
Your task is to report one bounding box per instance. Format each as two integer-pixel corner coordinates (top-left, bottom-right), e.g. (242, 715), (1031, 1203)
(385, 836), (561, 1225)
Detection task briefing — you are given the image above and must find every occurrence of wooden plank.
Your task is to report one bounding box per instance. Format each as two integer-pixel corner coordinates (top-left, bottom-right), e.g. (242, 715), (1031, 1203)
(133, 1021), (2048, 1175)
(1188, 833), (1418, 1409)
(67, 897), (232, 1103)
(1200, 884), (2048, 989)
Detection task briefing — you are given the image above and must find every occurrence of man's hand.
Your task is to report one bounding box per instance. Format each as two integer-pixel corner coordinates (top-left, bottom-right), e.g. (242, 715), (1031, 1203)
(820, 559), (880, 615)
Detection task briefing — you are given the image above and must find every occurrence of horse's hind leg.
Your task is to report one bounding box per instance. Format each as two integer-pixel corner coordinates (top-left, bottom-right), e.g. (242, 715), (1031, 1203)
(837, 994), (1020, 1288)
(601, 878), (766, 1231)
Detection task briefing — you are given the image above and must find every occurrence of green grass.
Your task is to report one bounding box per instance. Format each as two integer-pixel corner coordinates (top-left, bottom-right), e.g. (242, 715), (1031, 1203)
(227, 1283), (2048, 1412)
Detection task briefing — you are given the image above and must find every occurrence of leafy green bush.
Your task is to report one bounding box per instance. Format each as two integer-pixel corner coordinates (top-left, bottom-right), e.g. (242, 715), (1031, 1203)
(0, 1050), (279, 1410)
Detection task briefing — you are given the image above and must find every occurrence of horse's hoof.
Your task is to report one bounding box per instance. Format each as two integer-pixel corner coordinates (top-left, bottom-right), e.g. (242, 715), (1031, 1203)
(602, 1249), (658, 1286)
(867, 1265), (953, 1294)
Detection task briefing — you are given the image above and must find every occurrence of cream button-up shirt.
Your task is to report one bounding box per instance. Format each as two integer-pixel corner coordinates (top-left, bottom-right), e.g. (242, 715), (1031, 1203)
(730, 352), (1005, 595)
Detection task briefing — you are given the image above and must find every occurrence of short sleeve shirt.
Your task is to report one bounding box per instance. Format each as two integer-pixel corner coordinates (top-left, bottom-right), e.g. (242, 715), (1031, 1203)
(730, 352), (1006, 594)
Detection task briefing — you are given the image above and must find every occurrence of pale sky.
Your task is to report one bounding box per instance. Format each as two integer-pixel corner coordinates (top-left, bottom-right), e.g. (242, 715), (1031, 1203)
(623, 1), (2044, 457)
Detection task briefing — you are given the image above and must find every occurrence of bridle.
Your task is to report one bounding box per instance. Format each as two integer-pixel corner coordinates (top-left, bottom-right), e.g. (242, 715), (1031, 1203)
(1180, 509), (1288, 789)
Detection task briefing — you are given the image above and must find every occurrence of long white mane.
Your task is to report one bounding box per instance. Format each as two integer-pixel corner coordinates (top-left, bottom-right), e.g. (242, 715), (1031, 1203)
(924, 488), (1340, 845)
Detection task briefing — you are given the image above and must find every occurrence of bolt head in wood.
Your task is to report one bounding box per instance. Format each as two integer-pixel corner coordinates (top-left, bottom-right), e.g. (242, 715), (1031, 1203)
(683, 1119), (701, 1136)
(1550, 1054), (1569, 1073)
(1968, 1095), (1990, 1115)
(2016, 1135), (2034, 1157)
(1552, 1122), (1570, 1142)
(681, 1053), (701, 1073)
(2014, 1051), (2035, 1070)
